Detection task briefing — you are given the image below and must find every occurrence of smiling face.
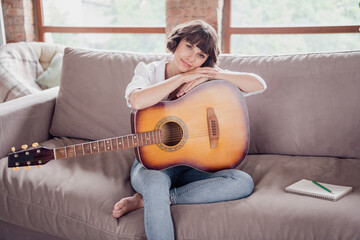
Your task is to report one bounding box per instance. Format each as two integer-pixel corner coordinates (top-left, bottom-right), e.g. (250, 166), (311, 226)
(173, 39), (209, 73)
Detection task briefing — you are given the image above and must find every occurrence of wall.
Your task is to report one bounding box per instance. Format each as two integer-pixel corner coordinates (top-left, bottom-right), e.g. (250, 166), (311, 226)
(1, 0), (37, 43)
(1, 0), (222, 43)
(166, 0), (222, 46)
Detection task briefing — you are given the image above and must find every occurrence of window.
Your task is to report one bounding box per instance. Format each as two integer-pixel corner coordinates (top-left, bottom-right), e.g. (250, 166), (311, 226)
(224, 0), (360, 54)
(36, 0), (166, 52)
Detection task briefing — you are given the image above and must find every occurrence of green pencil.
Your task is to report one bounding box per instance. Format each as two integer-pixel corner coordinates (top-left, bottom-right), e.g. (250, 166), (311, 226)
(312, 180), (333, 194)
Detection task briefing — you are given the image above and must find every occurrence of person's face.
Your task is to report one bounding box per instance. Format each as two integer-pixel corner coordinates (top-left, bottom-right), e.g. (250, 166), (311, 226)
(173, 39), (209, 72)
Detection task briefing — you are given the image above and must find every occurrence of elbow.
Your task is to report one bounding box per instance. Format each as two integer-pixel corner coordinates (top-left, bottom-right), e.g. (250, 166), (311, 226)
(129, 90), (144, 110)
(129, 98), (143, 110)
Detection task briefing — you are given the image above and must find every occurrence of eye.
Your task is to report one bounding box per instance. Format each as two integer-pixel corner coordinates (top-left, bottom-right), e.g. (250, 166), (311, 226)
(186, 44), (192, 50)
(199, 53), (206, 59)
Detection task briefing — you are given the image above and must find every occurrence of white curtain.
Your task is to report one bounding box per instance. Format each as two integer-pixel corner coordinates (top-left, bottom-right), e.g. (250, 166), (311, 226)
(0, 1), (6, 45)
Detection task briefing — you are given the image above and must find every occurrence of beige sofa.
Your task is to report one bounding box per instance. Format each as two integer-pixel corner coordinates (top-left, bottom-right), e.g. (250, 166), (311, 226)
(0, 41), (64, 103)
(0, 45), (359, 240)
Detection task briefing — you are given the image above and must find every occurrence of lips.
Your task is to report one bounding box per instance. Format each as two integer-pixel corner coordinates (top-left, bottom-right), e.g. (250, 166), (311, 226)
(181, 59), (192, 68)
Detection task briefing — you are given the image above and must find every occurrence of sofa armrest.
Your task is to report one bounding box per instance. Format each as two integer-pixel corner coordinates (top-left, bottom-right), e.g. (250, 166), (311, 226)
(0, 87), (58, 159)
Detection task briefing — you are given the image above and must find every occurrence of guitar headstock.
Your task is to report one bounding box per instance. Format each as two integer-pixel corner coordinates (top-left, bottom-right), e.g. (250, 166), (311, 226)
(8, 142), (54, 170)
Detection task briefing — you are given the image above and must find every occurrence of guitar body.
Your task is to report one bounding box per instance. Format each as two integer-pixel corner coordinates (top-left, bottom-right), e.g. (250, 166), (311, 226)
(132, 80), (249, 172)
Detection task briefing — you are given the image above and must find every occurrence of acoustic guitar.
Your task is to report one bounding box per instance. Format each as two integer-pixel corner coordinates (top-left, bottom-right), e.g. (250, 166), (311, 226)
(8, 80), (249, 172)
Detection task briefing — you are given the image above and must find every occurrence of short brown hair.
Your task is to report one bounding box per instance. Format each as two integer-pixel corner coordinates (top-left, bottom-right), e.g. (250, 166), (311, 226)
(166, 20), (220, 67)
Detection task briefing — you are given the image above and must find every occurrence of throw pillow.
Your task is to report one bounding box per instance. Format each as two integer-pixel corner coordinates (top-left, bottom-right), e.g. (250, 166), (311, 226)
(50, 47), (165, 140)
(36, 53), (63, 89)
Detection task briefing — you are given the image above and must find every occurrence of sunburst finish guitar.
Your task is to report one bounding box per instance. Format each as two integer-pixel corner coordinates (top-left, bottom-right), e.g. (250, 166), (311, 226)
(8, 80), (249, 172)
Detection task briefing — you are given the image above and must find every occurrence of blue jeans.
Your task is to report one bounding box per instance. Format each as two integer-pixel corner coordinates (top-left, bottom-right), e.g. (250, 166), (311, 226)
(130, 159), (254, 240)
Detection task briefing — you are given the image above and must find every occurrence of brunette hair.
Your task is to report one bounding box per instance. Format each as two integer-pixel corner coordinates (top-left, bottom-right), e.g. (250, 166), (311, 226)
(166, 20), (220, 67)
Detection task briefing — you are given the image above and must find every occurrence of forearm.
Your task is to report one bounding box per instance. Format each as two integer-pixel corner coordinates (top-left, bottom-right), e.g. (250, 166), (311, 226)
(129, 75), (184, 110)
(216, 72), (265, 93)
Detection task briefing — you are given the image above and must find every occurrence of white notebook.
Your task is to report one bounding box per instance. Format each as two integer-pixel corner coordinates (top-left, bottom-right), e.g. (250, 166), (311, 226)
(285, 179), (353, 201)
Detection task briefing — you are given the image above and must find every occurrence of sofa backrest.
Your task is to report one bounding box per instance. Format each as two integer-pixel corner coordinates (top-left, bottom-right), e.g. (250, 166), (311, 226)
(50, 48), (360, 159)
(218, 51), (360, 159)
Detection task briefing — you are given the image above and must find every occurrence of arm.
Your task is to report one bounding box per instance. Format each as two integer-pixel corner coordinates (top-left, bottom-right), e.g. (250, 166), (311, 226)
(176, 69), (266, 97)
(215, 71), (265, 93)
(129, 67), (217, 110)
(0, 87), (58, 159)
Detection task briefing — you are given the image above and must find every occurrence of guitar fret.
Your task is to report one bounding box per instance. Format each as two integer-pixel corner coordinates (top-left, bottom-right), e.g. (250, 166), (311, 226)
(55, 148), (66, 159)
(91, 142), (99, 153)
(117, 137), (123, 149)
(124, 136), (129, 149)
(159, 130), (162, 143)
(105, 140), (112, 151)
(147, 132), (150, 145)
(111, 138), (118, 150)
(99, 141), (105, 152)
(83, 143), (91, 155)
(75, 145), (83, 156)
(66, 146), (75, 158)
(152, 132), (155, 144)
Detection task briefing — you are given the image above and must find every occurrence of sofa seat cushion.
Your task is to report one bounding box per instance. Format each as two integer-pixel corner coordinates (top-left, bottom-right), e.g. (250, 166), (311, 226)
(1, 137), (359, 240)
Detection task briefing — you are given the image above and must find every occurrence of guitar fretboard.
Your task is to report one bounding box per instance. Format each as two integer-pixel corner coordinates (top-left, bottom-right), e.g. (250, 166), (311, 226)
(54, 130), (162, 160)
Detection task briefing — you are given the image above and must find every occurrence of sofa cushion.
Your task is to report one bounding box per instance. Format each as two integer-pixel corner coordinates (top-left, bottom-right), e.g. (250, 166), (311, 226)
(36, 53), (64, 89)
(1, 137), (359, 239)
(218, 51), (360, 159)
(50, 48), (166, 140)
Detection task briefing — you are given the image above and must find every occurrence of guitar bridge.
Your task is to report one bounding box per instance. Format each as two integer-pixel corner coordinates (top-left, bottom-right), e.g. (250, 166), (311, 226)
(207, 108), (219, 148)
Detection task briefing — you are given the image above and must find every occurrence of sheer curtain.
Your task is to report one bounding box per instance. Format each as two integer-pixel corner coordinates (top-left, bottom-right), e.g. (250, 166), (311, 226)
(0, 1), (6, 45)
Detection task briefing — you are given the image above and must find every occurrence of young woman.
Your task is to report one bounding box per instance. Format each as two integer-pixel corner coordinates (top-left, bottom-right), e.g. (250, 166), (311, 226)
(113, 20), (266, 240)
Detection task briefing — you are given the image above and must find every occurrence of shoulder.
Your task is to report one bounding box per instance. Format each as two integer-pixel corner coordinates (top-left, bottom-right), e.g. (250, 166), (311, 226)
(134, 57), (168, 76)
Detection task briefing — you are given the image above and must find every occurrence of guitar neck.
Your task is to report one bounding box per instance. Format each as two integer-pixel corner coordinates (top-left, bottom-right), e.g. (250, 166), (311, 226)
(54, 130), (162, 160)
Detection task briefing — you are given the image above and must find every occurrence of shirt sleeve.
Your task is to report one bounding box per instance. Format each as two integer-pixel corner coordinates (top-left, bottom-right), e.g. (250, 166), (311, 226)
(216, 67), (267, 97)
(125, 62), (152, 108)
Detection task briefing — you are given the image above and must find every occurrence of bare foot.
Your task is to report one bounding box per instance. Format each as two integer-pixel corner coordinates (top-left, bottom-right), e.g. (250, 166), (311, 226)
(112, 193), (144, 218)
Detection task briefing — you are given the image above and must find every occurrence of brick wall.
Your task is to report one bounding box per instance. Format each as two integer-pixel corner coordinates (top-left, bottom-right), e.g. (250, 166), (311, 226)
(1, 0), (37, 43)
(166, 0), (223, 48)
(166, 0), (222, 32)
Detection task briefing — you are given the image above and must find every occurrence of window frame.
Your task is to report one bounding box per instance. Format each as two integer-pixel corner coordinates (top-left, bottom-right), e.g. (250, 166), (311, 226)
(223, 0), (360, 53)
(35, 0), (166, 42)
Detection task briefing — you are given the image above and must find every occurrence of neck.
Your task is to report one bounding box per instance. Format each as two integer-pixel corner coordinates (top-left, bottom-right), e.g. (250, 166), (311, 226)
(165, 58), (182, 80)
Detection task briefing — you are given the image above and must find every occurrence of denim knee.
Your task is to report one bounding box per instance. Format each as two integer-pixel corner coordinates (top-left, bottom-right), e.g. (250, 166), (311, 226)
(140, 171), (171, 199)
(226, 169), (254, 197)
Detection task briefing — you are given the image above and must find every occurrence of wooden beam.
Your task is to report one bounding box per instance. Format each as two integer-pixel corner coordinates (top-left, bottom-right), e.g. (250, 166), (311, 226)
(41, 26), (166, 34)
(230, 25), (360, 34)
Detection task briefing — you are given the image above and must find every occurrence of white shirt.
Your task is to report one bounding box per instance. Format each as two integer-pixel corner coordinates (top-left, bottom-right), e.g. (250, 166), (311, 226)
(125, 55), (267, 108)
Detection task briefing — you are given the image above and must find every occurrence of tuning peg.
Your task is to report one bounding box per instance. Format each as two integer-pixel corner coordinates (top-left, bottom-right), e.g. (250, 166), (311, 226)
(36, 165), (41, 169)
(12, 167), (19, 171)
(24, 166), (31, 170)
(11, 147), (16, 153)
(21, 144), (28, 150)
(32, 142), (39, 148)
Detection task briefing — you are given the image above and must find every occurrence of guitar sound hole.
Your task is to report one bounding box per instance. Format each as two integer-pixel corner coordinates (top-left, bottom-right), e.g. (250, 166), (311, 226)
(161, 121), (183, 147)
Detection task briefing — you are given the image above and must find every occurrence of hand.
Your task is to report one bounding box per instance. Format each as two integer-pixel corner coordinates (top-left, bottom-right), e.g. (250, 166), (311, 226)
(176, 67), (219, 97)
(176, 77), (209, 97)
(180, 67), (219, 83)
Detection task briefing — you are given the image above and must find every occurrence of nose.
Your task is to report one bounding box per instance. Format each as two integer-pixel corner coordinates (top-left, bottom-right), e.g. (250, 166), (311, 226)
(187, 52), (196, 63)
